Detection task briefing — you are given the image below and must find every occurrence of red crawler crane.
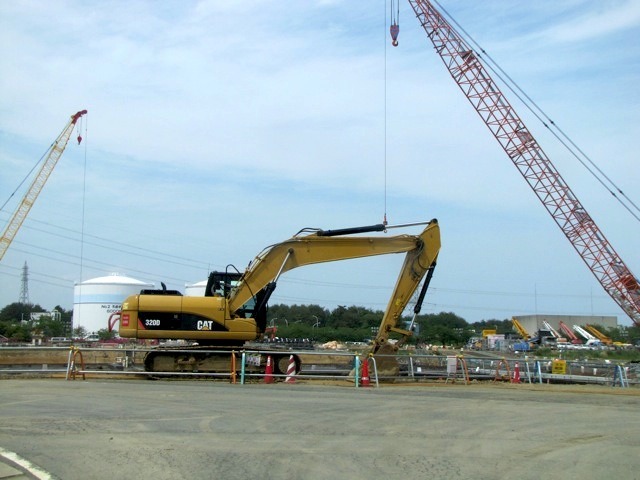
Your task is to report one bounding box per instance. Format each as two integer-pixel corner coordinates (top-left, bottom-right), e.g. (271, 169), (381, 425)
(406, 1), (639, 326)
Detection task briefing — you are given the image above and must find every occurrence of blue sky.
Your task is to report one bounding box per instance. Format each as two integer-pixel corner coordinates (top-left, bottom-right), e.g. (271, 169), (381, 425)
(1, 1), (638, 325)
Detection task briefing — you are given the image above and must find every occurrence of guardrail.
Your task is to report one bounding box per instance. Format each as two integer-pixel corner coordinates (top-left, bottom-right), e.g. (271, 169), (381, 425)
(0, 346), (637, 388)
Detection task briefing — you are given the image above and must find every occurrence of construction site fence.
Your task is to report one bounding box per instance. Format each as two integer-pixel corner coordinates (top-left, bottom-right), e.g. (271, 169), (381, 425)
(0, 346), (637, 388)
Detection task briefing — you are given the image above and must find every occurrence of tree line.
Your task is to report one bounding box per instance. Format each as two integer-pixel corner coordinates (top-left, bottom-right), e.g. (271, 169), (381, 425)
(1, 301), (638, 347)
(0, 303), (73, 341)
(265, 304), (639, 347)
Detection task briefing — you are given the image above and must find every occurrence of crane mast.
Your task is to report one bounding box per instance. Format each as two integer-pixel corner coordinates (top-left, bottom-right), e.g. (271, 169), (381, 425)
(407, 1), (640, 326)
(0, 110), (87, 261)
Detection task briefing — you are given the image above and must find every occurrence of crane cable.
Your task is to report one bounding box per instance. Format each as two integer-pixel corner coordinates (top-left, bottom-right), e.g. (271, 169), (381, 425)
(383, 0), (402, 228)
(383, 0), (389, 227)
(391, 0), (399, 26)
(433, 0), (640, 224)
(79, 114), (88, 288)
(0, 142), (57, 215)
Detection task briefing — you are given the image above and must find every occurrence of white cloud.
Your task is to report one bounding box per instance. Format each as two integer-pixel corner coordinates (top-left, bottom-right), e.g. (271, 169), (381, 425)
(0, 1), (638, 325)
(542, 0), (640, 44)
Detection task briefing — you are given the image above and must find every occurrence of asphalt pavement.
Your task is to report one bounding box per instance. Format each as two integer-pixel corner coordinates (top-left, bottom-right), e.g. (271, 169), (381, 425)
(0, 379), (638, 479)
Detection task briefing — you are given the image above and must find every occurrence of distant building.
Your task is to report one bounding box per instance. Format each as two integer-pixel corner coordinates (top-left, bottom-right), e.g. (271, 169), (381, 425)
(514, 314), (617, 338)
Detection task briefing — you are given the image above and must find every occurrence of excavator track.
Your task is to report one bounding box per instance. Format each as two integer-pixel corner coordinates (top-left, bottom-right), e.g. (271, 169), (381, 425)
(143, 346), (300, 378)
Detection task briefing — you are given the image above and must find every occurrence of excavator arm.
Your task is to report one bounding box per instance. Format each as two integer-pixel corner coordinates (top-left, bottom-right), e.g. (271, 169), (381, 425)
(227, 219), (440, 374)
(373, 227), (438, 352)
(228, 220), (440, 327)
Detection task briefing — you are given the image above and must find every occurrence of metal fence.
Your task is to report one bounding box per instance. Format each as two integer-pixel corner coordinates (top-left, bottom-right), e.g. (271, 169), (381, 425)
(0, 346), (636, 388)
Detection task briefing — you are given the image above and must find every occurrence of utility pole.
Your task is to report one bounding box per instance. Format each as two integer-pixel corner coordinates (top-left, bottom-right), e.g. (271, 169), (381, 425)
(19, 261), (29, 305)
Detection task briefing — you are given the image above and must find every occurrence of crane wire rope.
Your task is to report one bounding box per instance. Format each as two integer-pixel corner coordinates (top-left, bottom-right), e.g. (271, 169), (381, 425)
(382, 0), (401, 227)
(0, 143), (57, 214)
(383, 0), (389, 226)
(79, 114), (88, 292)
(433, 0), (640, 224)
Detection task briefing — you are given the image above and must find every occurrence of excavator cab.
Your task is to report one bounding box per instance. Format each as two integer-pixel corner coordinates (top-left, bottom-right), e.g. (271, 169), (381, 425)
(205, 271), (240, 298)
(205, 270), (269, 330)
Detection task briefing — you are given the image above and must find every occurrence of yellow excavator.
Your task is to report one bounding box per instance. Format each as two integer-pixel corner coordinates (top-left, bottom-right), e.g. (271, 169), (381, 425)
(119, 219), (441, 376)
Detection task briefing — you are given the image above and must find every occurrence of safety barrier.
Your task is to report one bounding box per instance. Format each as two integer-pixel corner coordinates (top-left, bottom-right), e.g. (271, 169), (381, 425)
(1, 346), (638, 387)
(612, 365), (629, 388)
(493, 358), (512, 383)
(444, 355), (469, 384)
(66, 347), (85, 380)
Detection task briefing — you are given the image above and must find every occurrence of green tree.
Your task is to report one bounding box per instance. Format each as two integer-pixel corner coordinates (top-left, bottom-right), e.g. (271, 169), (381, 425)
(329, 305), (371, 329)
(97, 328), (115, 341)
(73, 325), (88, 339)
(36, 315), (66, 338)
(0, 321), (32, 342)
(415, 312), (470, 347)
(0, 303), (47, 342)
(470, 318), (512, 334)
(0, 302), (44, 323)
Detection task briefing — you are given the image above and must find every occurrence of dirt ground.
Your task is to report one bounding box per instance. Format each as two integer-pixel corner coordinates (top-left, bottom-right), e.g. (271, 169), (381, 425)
(0, 379), (638, 480)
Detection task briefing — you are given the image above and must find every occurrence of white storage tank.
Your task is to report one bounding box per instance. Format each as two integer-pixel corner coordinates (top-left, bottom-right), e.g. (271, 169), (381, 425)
(185, 280), (207, 297)
(73, 273), (154, 334)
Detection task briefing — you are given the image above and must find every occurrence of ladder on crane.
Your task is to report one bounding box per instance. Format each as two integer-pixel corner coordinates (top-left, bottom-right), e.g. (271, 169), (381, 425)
(406, 1), (640, 326)
(0, 110), (87, 261)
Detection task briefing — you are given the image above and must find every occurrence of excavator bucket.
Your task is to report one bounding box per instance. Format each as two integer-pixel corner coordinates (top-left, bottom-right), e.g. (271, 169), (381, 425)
(372, 343), (400, 377)
(348, 343), (400, 382)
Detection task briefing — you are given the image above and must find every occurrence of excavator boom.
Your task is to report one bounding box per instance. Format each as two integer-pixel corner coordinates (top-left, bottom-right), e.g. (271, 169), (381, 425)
(229, 221), (441, 341)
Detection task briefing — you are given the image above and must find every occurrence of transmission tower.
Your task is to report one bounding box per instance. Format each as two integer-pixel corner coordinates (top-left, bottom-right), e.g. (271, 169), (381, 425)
(19, 261), (30, 305)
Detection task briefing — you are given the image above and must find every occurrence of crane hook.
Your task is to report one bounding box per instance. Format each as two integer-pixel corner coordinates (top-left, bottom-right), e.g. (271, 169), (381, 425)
(77, 134), (83, 145)
(390, 0), (399, 46)
(390, 23), (399, 47)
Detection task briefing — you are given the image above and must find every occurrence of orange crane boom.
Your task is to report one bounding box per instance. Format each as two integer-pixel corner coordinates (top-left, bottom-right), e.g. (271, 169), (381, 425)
(585, 324), (612, 345)
(407, 1), (640, 326)
(0, 110), (87, 261)
(511, 317), (530, 340)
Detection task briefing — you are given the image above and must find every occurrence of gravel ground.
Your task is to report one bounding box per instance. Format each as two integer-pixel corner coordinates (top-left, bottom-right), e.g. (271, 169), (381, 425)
(0, 379), (638, 480)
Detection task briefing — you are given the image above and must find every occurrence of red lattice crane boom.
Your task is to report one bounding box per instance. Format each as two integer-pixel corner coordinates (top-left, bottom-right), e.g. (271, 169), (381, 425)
(407, 1), (640, 326)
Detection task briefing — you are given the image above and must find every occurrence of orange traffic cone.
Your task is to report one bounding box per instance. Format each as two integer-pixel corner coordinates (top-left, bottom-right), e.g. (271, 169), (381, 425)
(512, 362), (521, 384)
(264, 355), (274, 384)
(361, 358), (371, 387)
(285, 355), (296, 384)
